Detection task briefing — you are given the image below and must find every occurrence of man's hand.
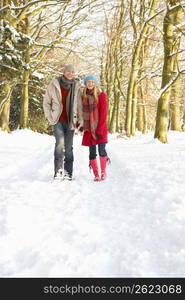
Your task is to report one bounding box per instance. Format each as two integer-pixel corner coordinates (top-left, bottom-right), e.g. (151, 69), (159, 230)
(78, 126), (83, 132)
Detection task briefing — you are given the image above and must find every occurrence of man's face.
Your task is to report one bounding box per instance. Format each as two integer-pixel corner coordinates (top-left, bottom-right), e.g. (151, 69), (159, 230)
(64, 69), (74, 80)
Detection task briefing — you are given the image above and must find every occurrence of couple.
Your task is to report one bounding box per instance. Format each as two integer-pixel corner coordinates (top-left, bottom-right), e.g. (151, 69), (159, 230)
(43, 64), (109, 182)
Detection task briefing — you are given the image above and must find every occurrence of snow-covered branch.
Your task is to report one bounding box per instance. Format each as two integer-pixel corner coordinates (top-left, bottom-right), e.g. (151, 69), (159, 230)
(159, 68), (185, 98)
(137, 67), (162, 83)
(168, 2), (185, 11)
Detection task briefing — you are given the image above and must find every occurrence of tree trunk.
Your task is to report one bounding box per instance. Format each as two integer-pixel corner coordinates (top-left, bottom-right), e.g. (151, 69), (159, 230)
(116, 91), (121, 132)
(20, 68), (30, 128)
(154, 1), (183, 142)
(143, 104), (147, 134)
(106, 40), (115, 126)
(131, 82), (137, 135)
(19, 18), (30, 129)
(109, 78), (117, 133)
(138, 104), (143, 132)
(137, 83), (147, 134)
(0, 84), (11, 132)
(169, 23), (181, 131)
(181, 113), (185, 131)
(170, 103), (181, 131)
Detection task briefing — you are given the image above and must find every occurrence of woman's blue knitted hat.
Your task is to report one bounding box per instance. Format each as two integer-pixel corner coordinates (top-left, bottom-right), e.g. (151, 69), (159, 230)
(83, 75), (99, 85)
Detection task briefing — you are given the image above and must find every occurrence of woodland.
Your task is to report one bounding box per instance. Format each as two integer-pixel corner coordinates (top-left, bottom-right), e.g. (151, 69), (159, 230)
(1, 0), (185, 143)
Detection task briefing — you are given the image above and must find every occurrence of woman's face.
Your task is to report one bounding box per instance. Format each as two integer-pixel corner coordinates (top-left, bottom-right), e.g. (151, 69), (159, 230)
(86, 80), (95, 90)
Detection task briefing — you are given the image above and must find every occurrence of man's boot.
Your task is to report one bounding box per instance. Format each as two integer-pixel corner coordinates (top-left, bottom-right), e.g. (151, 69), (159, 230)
(54, 168), (63, 180)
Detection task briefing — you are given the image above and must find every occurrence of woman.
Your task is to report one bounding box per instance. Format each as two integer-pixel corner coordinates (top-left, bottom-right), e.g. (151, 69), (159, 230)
(82, 75), (109, 181)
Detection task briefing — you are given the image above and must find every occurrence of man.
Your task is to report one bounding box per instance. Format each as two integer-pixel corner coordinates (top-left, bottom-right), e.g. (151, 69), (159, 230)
(43, 64), (83, 181)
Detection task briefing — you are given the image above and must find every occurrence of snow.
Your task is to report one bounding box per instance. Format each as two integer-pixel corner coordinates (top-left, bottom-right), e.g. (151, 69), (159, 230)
(32, 71), (45, 79)
(0, 129), (185, 278)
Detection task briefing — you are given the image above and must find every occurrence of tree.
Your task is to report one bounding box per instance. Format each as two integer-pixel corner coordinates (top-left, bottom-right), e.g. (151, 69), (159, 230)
(125, 0), (160, 137)
(101, 0), (128, 133)
(0, 0), (28, 131)
(154, 0), (185, 142)
(0, 0), (102, 131)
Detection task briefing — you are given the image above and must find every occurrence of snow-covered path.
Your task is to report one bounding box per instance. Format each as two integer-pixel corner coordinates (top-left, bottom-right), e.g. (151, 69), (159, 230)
(0, 130), (185, 277)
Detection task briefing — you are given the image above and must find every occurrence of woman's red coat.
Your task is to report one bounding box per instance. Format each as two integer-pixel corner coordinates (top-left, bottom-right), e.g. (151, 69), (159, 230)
(82, 92), (108, 146)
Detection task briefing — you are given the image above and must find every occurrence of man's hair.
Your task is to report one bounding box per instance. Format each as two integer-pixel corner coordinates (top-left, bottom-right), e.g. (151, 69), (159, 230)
(63, 64), (75, 73)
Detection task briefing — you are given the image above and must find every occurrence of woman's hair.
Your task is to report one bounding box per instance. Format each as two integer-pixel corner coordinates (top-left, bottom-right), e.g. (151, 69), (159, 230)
(83, 86), (101, 102)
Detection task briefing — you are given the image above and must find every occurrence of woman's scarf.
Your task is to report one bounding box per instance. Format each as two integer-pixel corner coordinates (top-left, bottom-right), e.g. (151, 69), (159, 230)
(83, 88), (99, 139)
(59, 75), (75, 124)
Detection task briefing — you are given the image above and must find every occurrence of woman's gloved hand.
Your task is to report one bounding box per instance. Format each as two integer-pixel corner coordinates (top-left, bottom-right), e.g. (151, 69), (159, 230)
(96, 133), (102, 140)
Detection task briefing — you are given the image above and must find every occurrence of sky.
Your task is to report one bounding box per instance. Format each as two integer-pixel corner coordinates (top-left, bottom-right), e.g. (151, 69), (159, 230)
(0, 129), (185, 277)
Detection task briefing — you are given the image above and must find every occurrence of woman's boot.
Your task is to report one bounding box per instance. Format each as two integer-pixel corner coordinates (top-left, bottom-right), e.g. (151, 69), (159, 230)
(100, 156), (108, 180)
(89, 159), (100, 181)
